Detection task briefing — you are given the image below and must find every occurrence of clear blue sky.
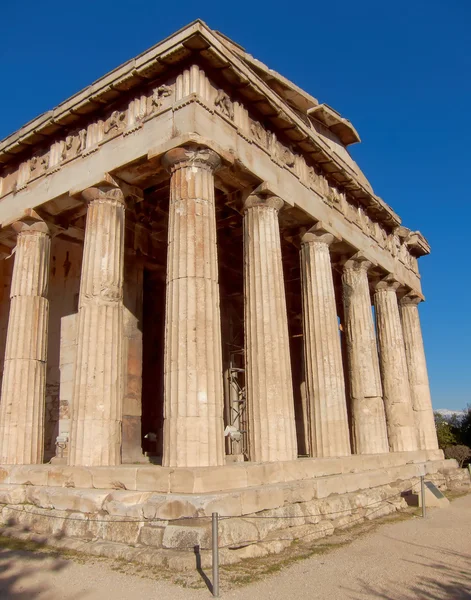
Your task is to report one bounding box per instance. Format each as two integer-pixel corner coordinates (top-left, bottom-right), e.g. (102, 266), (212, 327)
(1, 1), (469, 410)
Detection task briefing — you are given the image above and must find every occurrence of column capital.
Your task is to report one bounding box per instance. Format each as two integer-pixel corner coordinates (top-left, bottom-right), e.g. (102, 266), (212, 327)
(342, 252), (373, 272)
(301, 222), (339, 247)
(243, 193), (284, 212)
(374, 273), (401, 293)
(6, 209), (51, 236)
(400, 291), (424, 307)
(81, 185), (125, 206)
(162, 145), (221, 173)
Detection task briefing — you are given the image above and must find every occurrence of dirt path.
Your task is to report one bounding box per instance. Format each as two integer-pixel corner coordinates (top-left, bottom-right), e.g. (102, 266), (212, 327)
(0, 494), (469, 599)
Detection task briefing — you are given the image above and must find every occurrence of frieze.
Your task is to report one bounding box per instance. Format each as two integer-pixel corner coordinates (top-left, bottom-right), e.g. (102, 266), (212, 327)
(62, 129), (87, 162)
(215, 89), (234, 120)
(151, 85), (172, 112)
(29, 152), (49, 179)
(0, 81), (418, 276)
(245, 113), (418, 275)
(104, 110), (126, 136)
(0, 81), (175, 199)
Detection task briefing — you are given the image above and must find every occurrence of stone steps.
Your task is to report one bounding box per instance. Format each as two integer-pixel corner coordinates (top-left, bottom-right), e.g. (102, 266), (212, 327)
(0, 459), (465, 565)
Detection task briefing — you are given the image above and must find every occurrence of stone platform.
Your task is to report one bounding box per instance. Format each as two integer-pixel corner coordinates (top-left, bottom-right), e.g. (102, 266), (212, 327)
(0, 451), (468, 569)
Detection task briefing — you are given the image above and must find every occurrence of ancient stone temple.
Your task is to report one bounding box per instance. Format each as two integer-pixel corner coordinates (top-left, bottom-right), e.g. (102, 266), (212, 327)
(0, 21), (461, 565)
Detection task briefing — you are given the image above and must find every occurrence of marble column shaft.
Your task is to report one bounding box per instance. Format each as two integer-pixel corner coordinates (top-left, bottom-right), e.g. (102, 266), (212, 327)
(0, 220), (51, 464)
(161, 146), (225, 468)
(69, 187), (125, 466)
(301, 226), (350, 457)
(400, 294), (438, 450)
(244, 194), (297, 462)
(374, 278), (418, 452)
(342, 257), (389, 454)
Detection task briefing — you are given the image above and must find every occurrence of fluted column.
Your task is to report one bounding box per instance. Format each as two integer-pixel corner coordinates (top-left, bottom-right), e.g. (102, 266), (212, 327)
(342, 255), (389, 454)
(161, 146), (225, 467)
(243, 193), (297, 462)
(400, 293), (438, 450)
(0, 217), (51, 464)
(374, 276), (418, 452)
(301, 224), (350, 457)
(69, 186), (125, 466)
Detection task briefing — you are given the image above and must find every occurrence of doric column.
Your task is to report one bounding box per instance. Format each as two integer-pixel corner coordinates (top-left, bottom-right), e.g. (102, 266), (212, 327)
(301, 225), (350, 457)
(68, 185), (125, 466)
(400, 293), (438, 450)
(342, 255), (389, 454)
(243, 193), (297, 462)
(0, 215), (51, 464)
(374, 276), (418, 452)
(161, 146), (225, 468)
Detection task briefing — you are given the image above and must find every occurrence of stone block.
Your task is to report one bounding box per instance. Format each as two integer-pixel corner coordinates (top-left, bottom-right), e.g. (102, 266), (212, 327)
(139, 525), (164, 547)
(317, 495), (352, 519)
(262, 503), (305, 527)
(343, 472), (370, 493)
(240, 486), (284, 515)
(59, 362), (74, 383)
(218, 518), (259, 547)
(91, 467), (138, 491)
(162, 521), (212, 550)
(193, 465), (248, 493)
(283, 480), (316, 504)
(96, 520), (143, 545)
(0, 485), (26, 505)
(60, 314), (77, 347)
(9, 466), (48, 486)
(147, 496), (199, 520)
(341, 454), (367, 474)
(168, 469), (196, 493)
(47, 466), (93, 489)
(443, 467), (470, 491)
(426, 449), (445, 461)
(307, 457), (346, 478)
(136, 466), (170, 492)
(197, 492), (242, 517)
(299, 501), (322, 524)
(59, 345), (76, 367)
(315, 475), (347, 498)
(246, 463), (282, 487)
(0, 468), (10, 484)
(249, 516), (284, 538)
(367, 469), (394, 488)
(25, 486), (108, 514)
(121, 417), (145, 464)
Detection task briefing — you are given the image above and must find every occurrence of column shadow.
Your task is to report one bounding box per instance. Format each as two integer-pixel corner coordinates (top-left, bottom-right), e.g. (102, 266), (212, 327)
(194, 544), (214, 595)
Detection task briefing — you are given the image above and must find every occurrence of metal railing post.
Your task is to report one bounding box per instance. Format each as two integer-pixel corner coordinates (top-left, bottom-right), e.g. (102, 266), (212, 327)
(420, 475), (426, 518)
(212, 512), (220, 597)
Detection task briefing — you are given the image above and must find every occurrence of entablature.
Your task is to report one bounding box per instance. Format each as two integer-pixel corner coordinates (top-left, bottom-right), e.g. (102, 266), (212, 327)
(0, 20), (400, 231)
(0, 99), (422, 297)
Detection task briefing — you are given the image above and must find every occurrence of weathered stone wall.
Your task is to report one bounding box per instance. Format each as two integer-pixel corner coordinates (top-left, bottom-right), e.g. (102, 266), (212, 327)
(46, 238), (82, 460)
(0, 459), (466, 568)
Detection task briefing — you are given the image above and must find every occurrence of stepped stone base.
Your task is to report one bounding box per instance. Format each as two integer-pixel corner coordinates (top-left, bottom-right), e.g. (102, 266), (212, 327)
(0, 451), (467, 568)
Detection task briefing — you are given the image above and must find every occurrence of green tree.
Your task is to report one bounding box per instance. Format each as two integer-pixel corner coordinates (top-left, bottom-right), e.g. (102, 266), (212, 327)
(434, 412), (457, 450)
(458, 405), (471, 447)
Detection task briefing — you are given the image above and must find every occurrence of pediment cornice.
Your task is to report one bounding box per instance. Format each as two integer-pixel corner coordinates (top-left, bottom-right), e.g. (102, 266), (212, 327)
(0, 20), (399, 227)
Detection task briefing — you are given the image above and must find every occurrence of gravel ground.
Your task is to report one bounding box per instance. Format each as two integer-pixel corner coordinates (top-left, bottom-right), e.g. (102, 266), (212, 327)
(0, 494), (469, 599)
